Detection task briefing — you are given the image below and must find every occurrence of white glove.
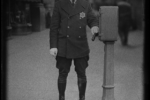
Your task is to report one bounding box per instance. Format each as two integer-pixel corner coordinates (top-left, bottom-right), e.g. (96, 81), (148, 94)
(91, 26), (99, 35)
(50, 48), (58, 57)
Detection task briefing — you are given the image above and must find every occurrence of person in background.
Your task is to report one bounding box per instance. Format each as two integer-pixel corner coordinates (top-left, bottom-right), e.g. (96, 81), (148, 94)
(50, 0), (99, 100)
(46, 11), (51, 28)
(117, 0), (132, 46)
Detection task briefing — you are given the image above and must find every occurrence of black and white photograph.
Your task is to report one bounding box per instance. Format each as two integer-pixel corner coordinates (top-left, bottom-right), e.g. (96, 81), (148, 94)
(1, 0), (146, 100)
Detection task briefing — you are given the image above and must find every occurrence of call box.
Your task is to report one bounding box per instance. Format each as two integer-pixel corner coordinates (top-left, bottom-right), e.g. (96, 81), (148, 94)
(99, 6), (118, 41)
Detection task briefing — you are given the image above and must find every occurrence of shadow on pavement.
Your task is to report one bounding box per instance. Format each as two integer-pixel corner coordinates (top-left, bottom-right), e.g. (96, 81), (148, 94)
(120, 44), (143, 49)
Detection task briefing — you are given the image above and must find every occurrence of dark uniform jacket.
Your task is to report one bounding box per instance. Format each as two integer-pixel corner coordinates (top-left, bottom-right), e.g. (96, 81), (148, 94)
(50, 0), (99, 58)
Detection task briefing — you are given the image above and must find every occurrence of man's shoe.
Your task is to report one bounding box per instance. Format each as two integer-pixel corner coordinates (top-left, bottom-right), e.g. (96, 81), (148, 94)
(78, 78), (86, 100)
(59, 95), (65, 100)
(58, 82), (66, 100)
(79, 96), (85, 100)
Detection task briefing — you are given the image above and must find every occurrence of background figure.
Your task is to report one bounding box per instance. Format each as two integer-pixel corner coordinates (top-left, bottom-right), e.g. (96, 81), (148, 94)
(46, 11), (51, 28)
(117, 0), (132, 46)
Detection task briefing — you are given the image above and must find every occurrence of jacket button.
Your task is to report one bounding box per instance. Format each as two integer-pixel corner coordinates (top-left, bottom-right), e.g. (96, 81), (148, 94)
(67, 35), (69, 37)
(67, 26), (70, 28)
(79, 36), (81, 38)
(79, 26), (81, 28)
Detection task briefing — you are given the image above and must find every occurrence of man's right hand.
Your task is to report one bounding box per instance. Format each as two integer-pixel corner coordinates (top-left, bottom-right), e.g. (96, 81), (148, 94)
(50, 48), (58, 57)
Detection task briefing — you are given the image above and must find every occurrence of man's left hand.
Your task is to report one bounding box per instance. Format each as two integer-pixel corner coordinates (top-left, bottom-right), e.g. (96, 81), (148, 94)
(91, 26), (99, 35)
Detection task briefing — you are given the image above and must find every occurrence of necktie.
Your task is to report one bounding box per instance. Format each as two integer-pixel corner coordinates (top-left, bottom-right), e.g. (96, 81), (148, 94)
(72, 0), (75, 6)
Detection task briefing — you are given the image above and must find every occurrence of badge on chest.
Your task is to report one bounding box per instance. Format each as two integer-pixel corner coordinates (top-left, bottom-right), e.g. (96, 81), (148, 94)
(79, 12), (85, 19)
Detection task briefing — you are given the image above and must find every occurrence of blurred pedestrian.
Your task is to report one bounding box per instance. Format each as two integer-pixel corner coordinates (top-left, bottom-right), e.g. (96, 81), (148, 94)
(117, 0), (132, 46)
(50, 0), (99, 100)
(46, 11), (51, 28)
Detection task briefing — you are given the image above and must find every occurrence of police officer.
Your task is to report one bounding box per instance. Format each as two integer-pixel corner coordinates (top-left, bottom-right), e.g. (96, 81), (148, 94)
(117, 0), (132, 46)
(50, 0), (99, 100)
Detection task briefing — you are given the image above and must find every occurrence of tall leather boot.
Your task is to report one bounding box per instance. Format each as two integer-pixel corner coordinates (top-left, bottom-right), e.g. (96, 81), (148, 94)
(58, 82), (66, 100)
(78, 79), (87, 100)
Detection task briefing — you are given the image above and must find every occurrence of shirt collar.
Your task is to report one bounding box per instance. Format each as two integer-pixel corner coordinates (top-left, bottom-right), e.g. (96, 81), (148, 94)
(70, 0), (77, 4)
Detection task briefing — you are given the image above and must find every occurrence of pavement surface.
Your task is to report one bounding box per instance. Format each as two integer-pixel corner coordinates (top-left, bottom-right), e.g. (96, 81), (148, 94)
(7, 28), (143, 100)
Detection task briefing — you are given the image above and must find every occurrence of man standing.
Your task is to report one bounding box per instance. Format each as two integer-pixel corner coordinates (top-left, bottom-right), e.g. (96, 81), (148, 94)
(50, 0), (99, 100)
(117, 0), (132, 46)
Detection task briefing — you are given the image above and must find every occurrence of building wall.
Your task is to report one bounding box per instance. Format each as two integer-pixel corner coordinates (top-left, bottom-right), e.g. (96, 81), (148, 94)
(7, 0), (143, 33)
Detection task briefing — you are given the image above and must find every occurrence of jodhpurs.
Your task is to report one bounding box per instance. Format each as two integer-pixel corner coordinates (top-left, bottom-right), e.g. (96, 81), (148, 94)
(56, 56), (89, 83)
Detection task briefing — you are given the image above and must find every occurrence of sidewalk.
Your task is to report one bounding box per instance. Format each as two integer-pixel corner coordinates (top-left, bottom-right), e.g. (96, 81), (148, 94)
(7, 28), (143, 100)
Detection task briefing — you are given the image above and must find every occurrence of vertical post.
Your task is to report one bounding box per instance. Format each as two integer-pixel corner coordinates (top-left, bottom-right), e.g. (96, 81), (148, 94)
(99, 6), (118, 100)
(102, 41), (115, 100)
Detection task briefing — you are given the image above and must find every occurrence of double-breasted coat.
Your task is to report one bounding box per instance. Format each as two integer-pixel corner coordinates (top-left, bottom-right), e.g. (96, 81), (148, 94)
(50, 0), (99, 58)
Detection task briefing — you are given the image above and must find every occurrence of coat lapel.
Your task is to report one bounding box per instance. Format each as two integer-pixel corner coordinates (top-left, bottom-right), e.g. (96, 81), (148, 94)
(70, 0), (86, 16)
(61, 0), (87, 17)
(60, 0), (73, 15)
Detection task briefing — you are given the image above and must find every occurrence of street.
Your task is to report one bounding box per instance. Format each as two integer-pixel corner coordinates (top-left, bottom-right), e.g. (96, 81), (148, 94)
(7, 28), (143, 100)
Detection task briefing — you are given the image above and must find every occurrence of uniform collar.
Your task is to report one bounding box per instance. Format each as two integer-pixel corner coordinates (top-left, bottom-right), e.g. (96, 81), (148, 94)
(70, 0), (77, 4)
(61, 0), (87, 17)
